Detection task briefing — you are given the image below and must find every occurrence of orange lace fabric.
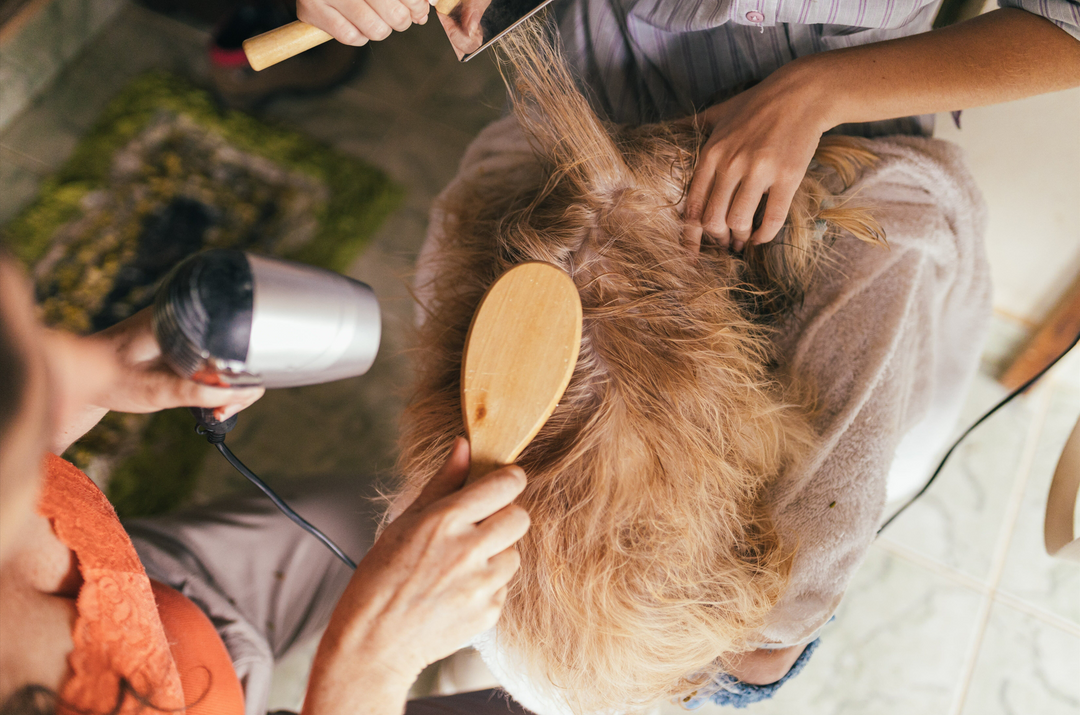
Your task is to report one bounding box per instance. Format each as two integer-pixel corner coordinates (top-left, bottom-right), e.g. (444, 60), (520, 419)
(37, 454), (243, 715)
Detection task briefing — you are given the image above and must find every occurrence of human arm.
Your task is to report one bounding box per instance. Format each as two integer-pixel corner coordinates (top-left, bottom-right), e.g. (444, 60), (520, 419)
(302, 438), (530, 715)
(725, 644), (808, 685)
(47, 308), (263, 455)
(685, 7), (1080, 251)
(296, 0), (431, 47)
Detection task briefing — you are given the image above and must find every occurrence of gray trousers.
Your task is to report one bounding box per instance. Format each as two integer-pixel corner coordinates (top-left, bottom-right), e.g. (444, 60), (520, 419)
(124, 478), (528, 715)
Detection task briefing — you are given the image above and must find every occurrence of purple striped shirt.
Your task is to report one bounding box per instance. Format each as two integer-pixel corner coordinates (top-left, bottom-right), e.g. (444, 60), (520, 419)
(553, 0), (1080, 131)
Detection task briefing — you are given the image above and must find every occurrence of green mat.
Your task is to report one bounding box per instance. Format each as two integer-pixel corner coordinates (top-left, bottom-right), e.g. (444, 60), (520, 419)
(2, 72), (403, 517)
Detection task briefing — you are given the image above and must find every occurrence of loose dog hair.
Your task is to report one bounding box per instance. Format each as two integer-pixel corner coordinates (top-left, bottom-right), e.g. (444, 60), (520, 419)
(396, 20), (884, 714)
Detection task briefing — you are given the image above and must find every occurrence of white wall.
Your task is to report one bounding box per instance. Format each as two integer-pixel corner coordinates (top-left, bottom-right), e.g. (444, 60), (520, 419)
(933, 86), (1080, 327)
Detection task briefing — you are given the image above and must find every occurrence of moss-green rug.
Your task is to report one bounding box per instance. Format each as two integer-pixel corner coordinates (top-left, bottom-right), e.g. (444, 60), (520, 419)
(3, 72), (403, 517)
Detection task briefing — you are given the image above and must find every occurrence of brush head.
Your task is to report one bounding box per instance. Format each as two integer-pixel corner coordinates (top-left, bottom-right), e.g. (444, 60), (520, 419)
(154, 250), (381, 389)
(460, 261), (582, 482)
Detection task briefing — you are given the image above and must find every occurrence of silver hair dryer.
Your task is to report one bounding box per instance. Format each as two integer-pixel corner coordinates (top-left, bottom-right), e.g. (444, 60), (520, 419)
(153, 249), (380, 432)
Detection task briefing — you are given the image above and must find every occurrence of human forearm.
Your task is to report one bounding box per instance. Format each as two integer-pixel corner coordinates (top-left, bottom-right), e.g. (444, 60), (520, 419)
(726, 644), (808, 685)
(302, 441), (529, 715)
(800, 8), (1080, 130)
(302, 627), (414, 715)
(302, 584), (422, 715)
(684, 8), (1080, 249)
(51, 405), (109, 455)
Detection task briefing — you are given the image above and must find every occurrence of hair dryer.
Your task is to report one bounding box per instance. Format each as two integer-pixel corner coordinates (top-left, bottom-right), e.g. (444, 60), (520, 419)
(153, 249), (381, 433)
(151, 249), (380, 569)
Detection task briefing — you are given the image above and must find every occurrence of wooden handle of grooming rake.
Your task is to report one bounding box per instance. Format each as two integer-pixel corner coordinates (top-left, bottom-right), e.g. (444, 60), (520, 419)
(432, 0), (461, 14)
(461, 262), (582, 484)
(242, 0), (463, 72)
(243, 21), (332, 71)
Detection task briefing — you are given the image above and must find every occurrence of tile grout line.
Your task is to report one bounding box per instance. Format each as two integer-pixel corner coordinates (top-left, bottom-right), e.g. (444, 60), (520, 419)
(0, 142), (51, 171)
(876, 537), (1080, 638)
(993, 368), (1080, 639)
(874, 538), (989, 593)
(992, 591), (1080, 638)
(946, 383), (1054, 715)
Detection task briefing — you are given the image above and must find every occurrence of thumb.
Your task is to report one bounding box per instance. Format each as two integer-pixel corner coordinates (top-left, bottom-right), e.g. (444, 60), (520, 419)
(407, 437), (471, 513)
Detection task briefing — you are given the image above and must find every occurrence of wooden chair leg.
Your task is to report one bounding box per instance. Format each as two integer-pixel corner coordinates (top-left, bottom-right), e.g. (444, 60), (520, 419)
(1000, 274), (1080, 392)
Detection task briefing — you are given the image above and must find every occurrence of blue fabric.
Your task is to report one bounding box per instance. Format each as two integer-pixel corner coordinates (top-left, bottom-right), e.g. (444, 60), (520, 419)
(676, 636), (823, 710)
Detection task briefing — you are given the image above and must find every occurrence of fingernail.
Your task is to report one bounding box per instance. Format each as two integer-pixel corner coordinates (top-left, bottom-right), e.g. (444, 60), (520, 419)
(216, 404), (243, 421)
(731, 241), (745, 252)
(454, 436), (471, 458)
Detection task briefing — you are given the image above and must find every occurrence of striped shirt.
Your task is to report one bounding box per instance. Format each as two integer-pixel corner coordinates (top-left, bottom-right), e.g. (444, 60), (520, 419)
(553, 0), (1080, 131)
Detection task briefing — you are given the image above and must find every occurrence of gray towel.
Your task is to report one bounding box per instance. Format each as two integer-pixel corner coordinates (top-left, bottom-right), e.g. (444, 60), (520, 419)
(761, 134), (991, 645)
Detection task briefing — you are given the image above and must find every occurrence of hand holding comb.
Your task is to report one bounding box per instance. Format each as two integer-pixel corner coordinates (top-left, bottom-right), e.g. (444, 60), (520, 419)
(243, 0), (463, 71)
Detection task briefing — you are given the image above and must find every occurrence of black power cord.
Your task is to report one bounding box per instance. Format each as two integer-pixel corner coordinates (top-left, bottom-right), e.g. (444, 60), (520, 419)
(197, 427), (358, 570)
(879, 328), (1080, 534)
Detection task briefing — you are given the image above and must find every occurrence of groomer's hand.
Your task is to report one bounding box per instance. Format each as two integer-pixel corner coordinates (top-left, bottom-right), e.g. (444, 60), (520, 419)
(684, 60), (831, 253)
(303, 437), (529, 715)
(46, 308), (264, 454)
(89, 307), (264, 418)
(297, 0), (430, 47)
(686, 8), (1080, 252)
(437, 0), (492, 58)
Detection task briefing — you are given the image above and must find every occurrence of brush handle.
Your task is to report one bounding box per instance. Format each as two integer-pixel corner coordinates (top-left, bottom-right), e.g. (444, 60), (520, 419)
(243, 21), (333, 71)
(466, 454), (505, 485)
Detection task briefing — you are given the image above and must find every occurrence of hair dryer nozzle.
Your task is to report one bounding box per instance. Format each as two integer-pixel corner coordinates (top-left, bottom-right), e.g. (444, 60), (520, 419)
(154, 250), (381, 389)
(245, 253), (380, 388)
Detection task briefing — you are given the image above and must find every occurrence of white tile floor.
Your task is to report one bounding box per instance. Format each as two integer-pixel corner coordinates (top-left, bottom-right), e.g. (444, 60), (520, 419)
(934, 89), (1080, 327)
(1, 4), (1077, 714)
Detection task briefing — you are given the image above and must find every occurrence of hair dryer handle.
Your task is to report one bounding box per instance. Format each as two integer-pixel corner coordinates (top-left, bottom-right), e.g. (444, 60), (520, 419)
(190, 406), (238, 437)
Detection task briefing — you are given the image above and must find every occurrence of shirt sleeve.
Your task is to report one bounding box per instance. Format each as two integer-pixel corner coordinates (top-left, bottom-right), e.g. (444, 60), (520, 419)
(998, 0), (1080, 40)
